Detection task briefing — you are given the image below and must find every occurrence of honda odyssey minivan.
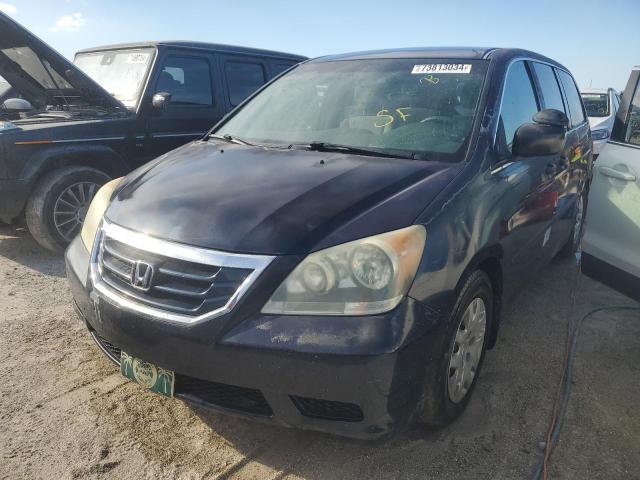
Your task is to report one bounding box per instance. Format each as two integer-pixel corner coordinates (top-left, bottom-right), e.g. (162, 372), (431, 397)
(66, 47), (592, 438)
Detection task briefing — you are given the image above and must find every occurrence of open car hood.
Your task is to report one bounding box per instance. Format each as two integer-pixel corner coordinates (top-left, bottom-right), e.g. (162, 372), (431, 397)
(0, 12), (125, 110)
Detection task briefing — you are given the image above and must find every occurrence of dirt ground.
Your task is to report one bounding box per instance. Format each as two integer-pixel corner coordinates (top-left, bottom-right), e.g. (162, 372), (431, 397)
(0, 223), (639, 480)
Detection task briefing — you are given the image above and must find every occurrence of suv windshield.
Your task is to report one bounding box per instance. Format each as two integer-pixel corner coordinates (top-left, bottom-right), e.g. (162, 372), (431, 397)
(217, 59), (488, 161)
(581, 93), (610, 117)
(74, 48), (155, 108)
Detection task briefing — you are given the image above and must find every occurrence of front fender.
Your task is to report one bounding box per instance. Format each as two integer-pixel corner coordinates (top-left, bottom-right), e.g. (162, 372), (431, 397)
(17, 144), (130, 184)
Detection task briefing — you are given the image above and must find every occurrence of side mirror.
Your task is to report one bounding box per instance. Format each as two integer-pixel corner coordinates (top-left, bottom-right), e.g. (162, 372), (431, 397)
(1, 98), (33, 112)
(151, 92), (172, 111)
(513, 109), (568, 157)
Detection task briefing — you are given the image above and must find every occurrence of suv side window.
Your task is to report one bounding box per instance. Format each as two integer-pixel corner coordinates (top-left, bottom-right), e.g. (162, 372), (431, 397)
(497, 61), (540, 157)
(531, 62), (565, 113)
(556, 70), (585, 126)
(156, 56), (213, 106)
(272, 63), (295, 76)
(225, 61), (266, 106)
(625, 81), (640, 145)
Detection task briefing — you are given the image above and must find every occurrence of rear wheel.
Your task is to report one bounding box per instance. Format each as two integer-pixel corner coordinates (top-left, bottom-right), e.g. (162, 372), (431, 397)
(559, 192), (585, 257)
(418, 270), (493, 427)
(25, 166), (111, 252)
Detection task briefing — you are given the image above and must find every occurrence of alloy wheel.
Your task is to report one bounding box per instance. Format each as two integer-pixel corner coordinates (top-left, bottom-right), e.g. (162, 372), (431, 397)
(53, 181), (99, 241)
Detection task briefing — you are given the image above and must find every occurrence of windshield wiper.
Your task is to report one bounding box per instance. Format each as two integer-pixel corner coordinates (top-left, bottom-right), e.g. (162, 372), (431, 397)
(299, 141), (416, 160)
(208, 134), (254, 146)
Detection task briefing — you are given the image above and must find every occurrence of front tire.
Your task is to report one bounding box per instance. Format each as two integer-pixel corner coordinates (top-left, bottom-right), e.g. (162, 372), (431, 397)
(418, 270), (493, 427)
(25, 166), (111, 252)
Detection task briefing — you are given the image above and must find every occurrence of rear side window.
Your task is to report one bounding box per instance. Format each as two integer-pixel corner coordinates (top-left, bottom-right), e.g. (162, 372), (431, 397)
(556, 70), (586, 126)
(272, 63), (295, 77)
(225, 61), (266, 106)
(625, 83), (640, 146)
(156, 56), (212, 106)
(532, 63), (565, 113)
(497, 61), (540, 156)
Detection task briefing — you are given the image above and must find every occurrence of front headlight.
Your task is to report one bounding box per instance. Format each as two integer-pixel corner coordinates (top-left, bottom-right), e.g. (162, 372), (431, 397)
(80, 177), (123, 251)
(591, 128), (609, 141)
(262, 225), (426, 316)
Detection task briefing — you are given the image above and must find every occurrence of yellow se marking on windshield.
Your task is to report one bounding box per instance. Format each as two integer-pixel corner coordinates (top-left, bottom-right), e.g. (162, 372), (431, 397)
(396, 107), (411, 121)
(375, 108), (411, 127)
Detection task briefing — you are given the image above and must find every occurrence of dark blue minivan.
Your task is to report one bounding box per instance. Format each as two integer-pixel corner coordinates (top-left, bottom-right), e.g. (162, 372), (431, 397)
(66, 47), (592, 438)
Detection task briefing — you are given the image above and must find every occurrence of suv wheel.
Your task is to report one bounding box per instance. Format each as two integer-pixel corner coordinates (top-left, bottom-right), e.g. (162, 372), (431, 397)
(25, 166), (111, 252)
(559, 192), (585, 257)
(418, 270), (493, 427)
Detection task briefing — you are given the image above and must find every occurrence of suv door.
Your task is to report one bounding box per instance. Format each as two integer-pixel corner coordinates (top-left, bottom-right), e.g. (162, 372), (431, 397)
(144, 51), (223, 159)
(582, 67), (640, 302)
(494, 61), (560, 286)
(553, 67), (591, 250)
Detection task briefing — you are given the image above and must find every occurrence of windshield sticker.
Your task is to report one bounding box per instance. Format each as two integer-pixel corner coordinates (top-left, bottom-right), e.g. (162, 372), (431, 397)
(412, 64), (472, 74)
(127, 53), (149, 64)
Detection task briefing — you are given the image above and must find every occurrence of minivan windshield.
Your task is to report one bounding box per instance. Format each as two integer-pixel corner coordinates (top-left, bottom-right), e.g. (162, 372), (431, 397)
(74, 48), (155, 108)
(581, 93), (610, 117)
(217, 59), (488, 161)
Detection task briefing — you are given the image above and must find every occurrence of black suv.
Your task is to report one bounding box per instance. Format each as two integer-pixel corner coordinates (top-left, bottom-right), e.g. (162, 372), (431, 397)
(67, 47), (592, 438)
(0, 12), (305, 251)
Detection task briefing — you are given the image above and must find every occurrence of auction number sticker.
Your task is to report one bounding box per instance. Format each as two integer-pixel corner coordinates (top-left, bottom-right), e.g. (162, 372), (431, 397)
(127, 53), (149, 64)
(412, 63), (472, 74)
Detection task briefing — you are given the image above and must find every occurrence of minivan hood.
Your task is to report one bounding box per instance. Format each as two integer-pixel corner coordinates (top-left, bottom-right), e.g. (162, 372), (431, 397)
(0, 12), (124, 110)
(106, 141), (460, 255)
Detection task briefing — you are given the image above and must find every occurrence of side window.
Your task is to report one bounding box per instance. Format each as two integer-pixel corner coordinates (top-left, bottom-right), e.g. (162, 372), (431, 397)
(531, 62), (565, 113)
(225, 61), (266, 106)
(272, 63), (295, 77)
(156, 56), (212, 106)
(556, 70), (586, 126)
(497, 61), (540, 156)
(625, 82), (640, 146)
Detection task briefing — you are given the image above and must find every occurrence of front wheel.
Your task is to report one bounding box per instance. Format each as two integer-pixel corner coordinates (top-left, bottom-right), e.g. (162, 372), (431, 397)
(25, 166), (111, 252)
(418, 270), (493, 427)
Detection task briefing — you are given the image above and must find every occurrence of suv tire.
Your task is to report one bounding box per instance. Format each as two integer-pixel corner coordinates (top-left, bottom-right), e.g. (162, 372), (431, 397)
(25, 166), (111, 252)
(418, 270), (493, 427)
(559, 192), (585, 257)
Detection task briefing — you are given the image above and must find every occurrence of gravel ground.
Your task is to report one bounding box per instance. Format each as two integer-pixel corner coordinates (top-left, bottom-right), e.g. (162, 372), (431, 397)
(0, 223), (638, 480)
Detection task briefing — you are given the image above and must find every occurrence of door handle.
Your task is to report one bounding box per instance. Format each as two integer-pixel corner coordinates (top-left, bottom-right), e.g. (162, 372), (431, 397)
(598, 165), (637, 182)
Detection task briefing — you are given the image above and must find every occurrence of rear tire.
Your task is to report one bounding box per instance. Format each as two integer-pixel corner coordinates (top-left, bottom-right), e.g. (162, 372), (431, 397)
(25, 166), (111, 252)
(418, 270), (493, 428)
(559, 192), (585, 257)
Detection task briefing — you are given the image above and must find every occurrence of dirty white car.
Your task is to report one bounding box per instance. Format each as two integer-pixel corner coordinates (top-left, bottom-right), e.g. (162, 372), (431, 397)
(583, 67), (640, 301)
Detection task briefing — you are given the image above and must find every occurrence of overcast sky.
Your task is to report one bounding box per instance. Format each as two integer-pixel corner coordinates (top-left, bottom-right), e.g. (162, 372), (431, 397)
(2, 0), (639, 90)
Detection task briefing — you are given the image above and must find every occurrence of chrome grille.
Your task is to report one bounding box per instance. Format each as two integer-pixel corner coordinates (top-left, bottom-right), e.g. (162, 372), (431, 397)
(91, 221), (274, 324)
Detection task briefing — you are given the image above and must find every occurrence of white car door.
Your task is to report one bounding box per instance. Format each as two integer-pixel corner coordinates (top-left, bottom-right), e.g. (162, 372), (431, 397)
(582, 67), (640, 302)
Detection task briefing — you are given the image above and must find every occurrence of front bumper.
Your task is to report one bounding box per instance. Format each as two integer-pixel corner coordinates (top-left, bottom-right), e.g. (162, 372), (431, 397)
(65, 235), (449, 439)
